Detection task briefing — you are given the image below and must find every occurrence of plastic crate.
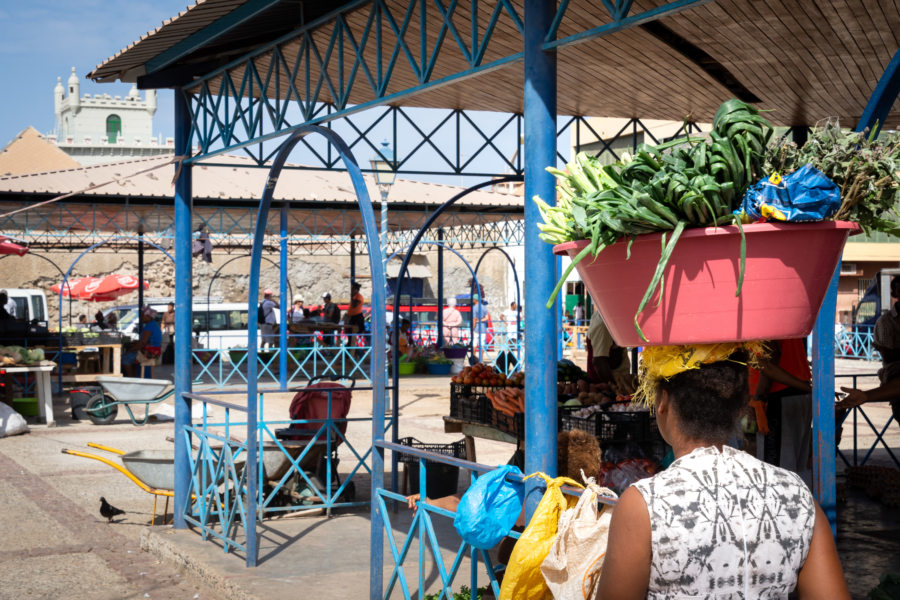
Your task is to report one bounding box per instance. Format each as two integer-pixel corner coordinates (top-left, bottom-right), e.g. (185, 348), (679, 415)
(559, 406), (603, 437)
(398, 437), (467, 498)
(599, 410), (652, 444)
(449, 393), (488, 424)
(489, 406), (524, 439)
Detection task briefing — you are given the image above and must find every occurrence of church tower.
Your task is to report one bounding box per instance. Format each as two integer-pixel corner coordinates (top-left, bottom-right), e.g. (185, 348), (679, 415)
(48, 67), (173, 165)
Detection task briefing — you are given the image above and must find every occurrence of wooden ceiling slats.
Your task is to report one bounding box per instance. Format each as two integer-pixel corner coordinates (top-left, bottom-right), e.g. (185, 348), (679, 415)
(177, 0), (900, 131)
(723, 1), (834, 122)
(788, 2), (870, 105)
(859, 1), (897, 62)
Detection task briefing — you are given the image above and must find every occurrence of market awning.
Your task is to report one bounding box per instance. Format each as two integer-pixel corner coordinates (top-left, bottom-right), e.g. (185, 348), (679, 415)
(89, 0), (900, 128)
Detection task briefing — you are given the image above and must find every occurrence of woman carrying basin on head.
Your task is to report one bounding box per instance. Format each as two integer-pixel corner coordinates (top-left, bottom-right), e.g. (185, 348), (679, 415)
(597, 343), (848, 600)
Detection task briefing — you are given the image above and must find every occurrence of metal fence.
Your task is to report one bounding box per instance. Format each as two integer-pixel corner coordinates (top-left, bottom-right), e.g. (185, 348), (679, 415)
(836, 373), (898, 469)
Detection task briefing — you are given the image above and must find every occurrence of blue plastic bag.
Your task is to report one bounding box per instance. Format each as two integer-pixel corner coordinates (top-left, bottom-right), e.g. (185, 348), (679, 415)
(453, 464), (524, 549)
(737, 163), (841, 222)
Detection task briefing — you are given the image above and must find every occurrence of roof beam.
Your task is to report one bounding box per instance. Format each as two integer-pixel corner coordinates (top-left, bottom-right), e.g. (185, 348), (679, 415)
(145, 0), (286, 75)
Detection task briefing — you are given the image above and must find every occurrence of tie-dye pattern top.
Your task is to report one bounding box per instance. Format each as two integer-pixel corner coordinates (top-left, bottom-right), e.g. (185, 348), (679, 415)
(632, 445), (815, 599)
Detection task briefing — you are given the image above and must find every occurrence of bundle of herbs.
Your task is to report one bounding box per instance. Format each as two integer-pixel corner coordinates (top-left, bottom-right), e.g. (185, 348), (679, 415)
(537, 98), (773, 340)
(765, 120), (900, 237)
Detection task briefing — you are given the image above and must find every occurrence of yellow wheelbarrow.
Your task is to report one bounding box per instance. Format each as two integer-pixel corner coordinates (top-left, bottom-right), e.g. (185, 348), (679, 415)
(62, 443), (179, 525)
(63, 443), (246, 524)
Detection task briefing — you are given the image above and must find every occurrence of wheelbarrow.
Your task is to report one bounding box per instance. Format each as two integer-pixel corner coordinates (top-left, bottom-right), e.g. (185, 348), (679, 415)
(83, 376), (175, 425)
(61, 442), (246, 525)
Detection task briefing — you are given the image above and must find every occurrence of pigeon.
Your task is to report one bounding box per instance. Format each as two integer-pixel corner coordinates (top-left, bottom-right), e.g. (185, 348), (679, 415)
(100, 497), (125, 523)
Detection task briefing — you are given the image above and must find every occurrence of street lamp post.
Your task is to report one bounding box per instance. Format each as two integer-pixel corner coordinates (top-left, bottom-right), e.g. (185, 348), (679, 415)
(370, 141), (396, 273)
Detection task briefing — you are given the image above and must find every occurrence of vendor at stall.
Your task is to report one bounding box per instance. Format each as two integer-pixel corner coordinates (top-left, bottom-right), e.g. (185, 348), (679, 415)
(839, 275), (900, 425)
(121, 307), (162, 377)
(586, 311), (632, 393)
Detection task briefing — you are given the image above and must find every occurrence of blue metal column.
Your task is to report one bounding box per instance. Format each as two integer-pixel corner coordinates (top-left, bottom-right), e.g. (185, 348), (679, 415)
(279, 203), (288, 388)
(557, 255), (564, 361)
(437, 228), (445, 348)
(811, 265), (838, 534)
(857, 47), (900, 139)
(173, 89), (193, 529)
(523, 0), (558, 515)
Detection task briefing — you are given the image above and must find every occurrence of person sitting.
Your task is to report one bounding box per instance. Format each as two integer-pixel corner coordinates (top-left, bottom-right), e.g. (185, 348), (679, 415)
(598, 345), (849, 599)
(91, 310), (108, 330)
(0, 291), (12, 321)
(106, 312), (118, 331)
(121, 307), (163, 377)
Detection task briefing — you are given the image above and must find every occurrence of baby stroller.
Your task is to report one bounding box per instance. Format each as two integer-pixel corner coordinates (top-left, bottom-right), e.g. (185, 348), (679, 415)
(274, 375), (355, 504)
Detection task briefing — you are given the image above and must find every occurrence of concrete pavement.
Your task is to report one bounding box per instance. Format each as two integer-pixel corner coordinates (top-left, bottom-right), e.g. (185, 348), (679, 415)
(1, 361), (898, 599)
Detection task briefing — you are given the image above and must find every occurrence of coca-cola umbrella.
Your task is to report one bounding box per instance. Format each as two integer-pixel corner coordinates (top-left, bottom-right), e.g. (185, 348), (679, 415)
(80, 273), (149, 302)
(0, 236), (28, 256)
(51, 277), (102, 299)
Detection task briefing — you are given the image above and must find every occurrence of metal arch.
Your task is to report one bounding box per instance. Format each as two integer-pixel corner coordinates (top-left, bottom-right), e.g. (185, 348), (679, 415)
(0, 252), (74, 326)
(472, 246), (522, 363)
(248, 124), (387, 573)
(386, 176), (522, 499)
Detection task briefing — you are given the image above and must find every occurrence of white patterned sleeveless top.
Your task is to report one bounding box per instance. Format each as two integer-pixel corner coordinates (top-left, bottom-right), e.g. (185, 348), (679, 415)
(632, 445), (815, 599)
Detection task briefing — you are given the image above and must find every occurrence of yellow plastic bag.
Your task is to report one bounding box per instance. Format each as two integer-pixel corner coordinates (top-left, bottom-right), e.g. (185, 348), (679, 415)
(499, 473), (583, 600)
(540, 477), (618, 600)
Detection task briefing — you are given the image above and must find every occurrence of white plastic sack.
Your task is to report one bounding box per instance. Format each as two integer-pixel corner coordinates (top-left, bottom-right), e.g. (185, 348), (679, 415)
(0, 402), (29, 437)
(540, 476), (617, 600)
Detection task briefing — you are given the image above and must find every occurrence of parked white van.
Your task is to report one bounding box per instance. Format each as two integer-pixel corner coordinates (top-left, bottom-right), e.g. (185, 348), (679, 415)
(114, 302), (275, 350)
(4, 288), (49, 326)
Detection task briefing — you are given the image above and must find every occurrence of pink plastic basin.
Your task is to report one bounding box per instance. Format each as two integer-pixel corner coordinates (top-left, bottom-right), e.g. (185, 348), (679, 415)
(554, 221), (860, 347)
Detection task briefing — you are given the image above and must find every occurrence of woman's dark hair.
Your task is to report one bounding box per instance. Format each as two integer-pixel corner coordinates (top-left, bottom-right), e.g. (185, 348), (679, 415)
(656, 353), (749, 444)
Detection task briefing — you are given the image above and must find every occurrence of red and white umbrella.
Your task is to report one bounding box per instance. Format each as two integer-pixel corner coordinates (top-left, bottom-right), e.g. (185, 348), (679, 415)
(80, 273), (148, 302)
(51, 277), (101, 299)
(0, 235), (28, 256)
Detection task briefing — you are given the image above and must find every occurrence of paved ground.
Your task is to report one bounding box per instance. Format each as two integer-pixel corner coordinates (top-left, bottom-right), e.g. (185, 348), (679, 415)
(0, 359), (897, 599)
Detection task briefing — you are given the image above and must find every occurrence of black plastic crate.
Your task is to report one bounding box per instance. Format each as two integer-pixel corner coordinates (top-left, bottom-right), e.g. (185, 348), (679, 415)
(398, 437), (467, 498)
(449, 393), (488, 424)
(397, 437), (467, 464)
(599, 410), (652, 444)
(489, 406), (524, 439)
(558, 406), (603, 437)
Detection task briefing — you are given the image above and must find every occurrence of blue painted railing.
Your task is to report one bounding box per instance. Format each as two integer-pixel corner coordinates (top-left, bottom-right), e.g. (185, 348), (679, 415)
(836, 373), (899, 470)
(834, 325), (880, 361)
(181, 392), (251, 557)
(374, 439), (610, 600)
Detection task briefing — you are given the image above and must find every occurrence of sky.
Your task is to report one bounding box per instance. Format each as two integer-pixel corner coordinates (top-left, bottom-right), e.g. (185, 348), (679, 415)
(0, 1), (194, 148)
(0, 1), (559, 184)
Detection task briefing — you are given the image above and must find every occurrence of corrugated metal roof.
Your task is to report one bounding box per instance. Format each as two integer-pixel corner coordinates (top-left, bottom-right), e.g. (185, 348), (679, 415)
(0, 127), (81, 177)
(0, 153), (522, 210)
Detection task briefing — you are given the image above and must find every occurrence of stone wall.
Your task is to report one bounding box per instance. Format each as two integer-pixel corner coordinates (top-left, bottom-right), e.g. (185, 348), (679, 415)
(0, 246), (518, 328)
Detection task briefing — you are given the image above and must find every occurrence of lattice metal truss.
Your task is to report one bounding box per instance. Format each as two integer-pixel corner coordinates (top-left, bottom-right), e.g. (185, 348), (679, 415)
(1, 108), (773, 252)
(182, 0), (711, 164)
(0, 200), (525, 254)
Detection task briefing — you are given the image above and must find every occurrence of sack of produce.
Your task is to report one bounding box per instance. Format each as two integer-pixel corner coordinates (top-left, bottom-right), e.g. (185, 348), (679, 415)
(453, 464), (524, 549)
(0, 401), (29, 437)
(739, 164), (841, 222)
(499, 473), (582, 600)
(541, 476), (617, 600)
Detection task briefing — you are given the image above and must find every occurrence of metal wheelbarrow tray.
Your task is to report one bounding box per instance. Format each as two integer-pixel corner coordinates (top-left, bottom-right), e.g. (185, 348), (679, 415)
(84, 376), (176, 425)
(61, 443), (246, 525)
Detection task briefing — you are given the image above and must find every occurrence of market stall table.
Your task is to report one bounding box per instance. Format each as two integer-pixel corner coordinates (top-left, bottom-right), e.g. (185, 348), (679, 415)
(58, 343), (122, 383)
(4, 361), (56, 425)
